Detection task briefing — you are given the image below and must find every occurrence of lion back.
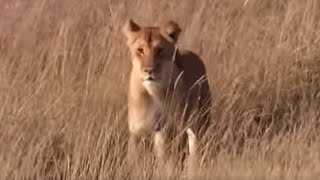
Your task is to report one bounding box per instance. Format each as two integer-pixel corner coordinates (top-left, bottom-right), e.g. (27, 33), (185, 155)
(175, 49), (212, 137)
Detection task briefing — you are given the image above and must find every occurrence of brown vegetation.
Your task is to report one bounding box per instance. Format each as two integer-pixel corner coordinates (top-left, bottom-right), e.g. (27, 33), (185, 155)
(1, 0), (320, 179)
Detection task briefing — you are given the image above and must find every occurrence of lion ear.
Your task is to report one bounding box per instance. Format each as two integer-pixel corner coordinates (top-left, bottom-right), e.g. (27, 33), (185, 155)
(162, 21), (181, 42)
(122, 19), (140, 39)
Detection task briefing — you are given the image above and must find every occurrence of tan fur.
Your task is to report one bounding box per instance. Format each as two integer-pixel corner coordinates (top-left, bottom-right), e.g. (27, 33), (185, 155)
(123, 19), (212, 173)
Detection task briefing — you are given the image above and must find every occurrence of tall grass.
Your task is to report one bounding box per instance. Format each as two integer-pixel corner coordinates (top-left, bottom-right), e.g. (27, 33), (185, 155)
(1, 0), (320, 179)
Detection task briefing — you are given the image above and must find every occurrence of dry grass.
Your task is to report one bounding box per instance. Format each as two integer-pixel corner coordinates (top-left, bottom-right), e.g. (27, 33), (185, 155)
(1, 0), (320, 179)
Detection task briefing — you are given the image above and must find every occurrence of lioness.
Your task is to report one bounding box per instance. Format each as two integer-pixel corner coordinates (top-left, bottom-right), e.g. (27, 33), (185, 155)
(122, 19), (212, 172)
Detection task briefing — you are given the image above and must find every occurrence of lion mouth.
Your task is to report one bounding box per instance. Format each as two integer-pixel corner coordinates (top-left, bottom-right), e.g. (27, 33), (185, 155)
(143, 76), (159, 82)
(146, 77), (156, 81)
(143, 79), (163, 96)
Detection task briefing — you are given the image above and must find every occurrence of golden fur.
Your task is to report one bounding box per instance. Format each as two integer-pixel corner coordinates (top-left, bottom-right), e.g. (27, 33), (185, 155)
(122, 19), (212, 173)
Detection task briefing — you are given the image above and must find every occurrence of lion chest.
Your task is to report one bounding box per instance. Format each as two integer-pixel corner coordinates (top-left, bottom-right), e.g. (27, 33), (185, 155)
(128, 96), (163, 137)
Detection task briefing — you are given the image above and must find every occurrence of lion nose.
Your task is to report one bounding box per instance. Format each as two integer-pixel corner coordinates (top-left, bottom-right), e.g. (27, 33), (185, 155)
(144, 68), (155, 75)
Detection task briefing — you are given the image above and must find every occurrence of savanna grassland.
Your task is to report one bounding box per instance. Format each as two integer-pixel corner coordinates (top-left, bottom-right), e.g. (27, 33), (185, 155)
(1, 0), (320, 179)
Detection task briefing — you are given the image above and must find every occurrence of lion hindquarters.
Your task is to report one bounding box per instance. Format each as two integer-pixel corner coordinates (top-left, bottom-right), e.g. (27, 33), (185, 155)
(186, 128), (201, 177)
(186, 128), (198, 155)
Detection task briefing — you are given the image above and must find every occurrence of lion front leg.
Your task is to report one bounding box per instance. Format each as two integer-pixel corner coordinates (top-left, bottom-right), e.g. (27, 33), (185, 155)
(153, 130), (175, 177)
(154, 131), (166, 160)
(127, 134), (140, 165)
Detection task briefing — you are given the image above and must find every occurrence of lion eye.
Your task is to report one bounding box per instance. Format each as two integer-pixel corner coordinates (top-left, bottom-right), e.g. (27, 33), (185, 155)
(137, 47), (144, 54)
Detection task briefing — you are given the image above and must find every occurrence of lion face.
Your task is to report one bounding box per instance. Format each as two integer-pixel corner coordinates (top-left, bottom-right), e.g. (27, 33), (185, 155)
(123, 19), (181, 95)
